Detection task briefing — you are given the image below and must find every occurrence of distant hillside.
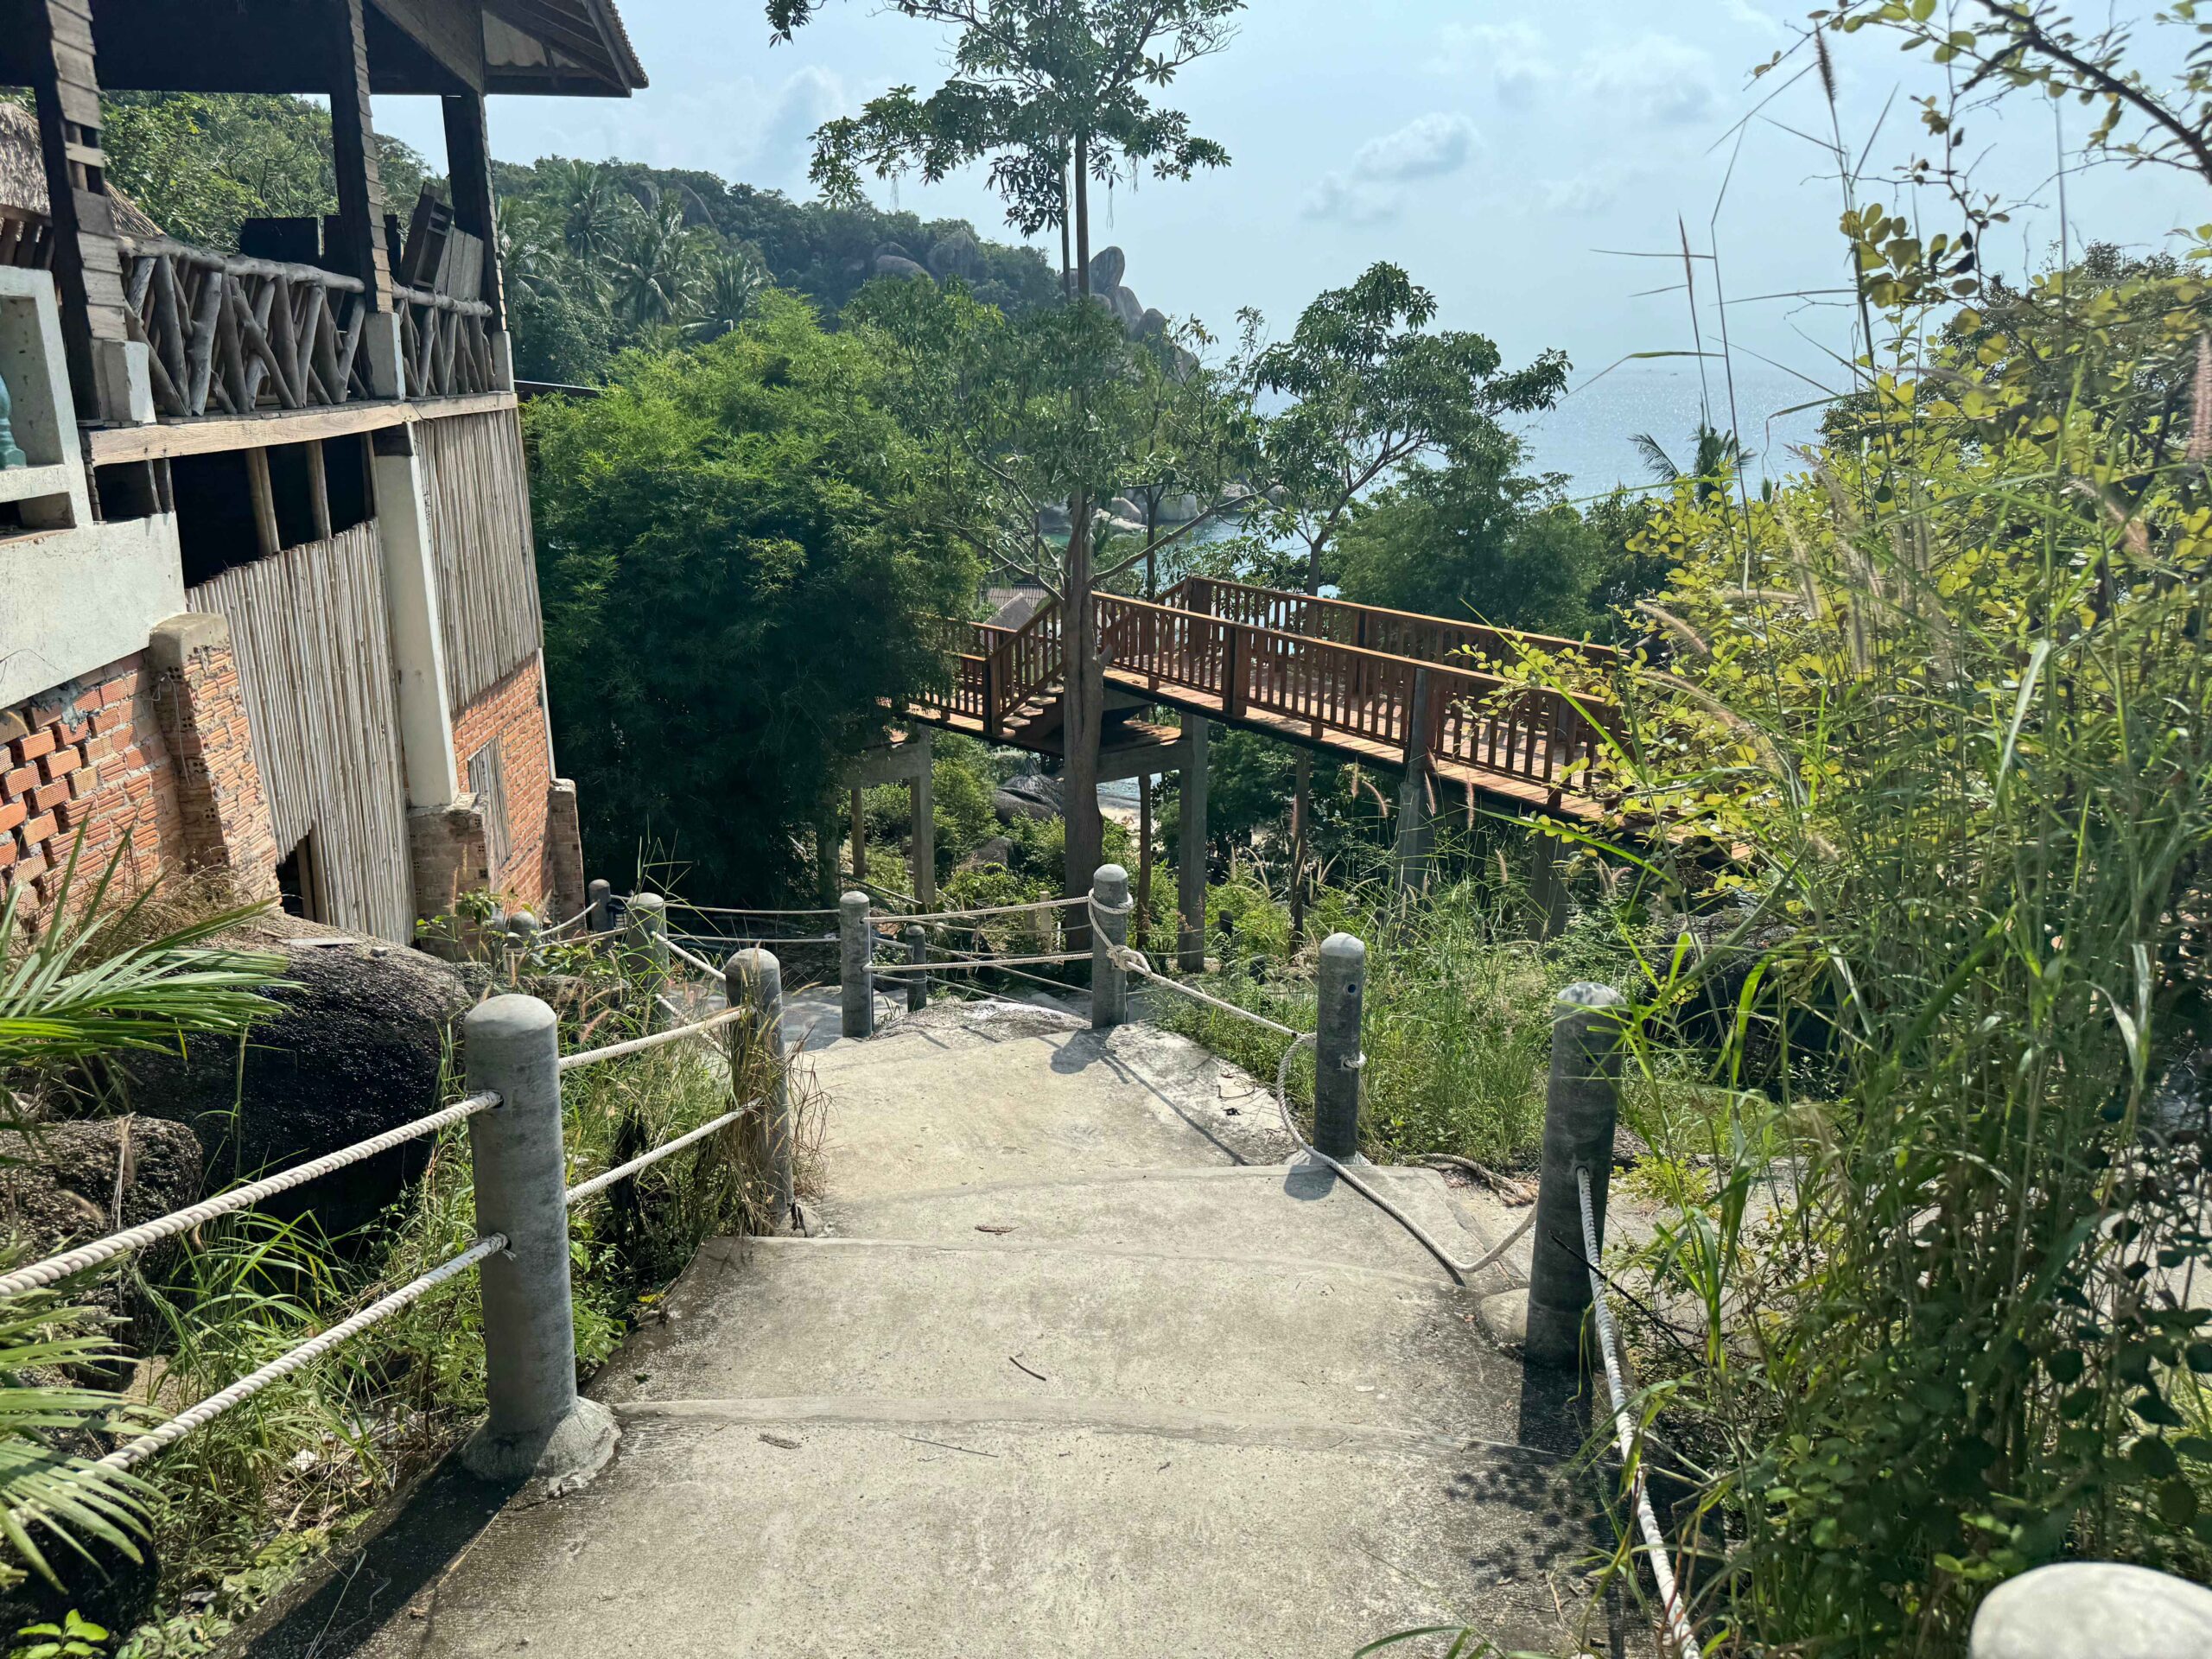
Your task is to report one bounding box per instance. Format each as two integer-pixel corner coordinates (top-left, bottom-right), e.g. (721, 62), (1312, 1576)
(493, 157), (1058, 325)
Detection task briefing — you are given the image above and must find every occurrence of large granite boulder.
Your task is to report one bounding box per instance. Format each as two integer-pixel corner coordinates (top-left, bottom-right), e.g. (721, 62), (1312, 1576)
(928, 228), (982, 280)
(111, 936), (472, 1243)
(1088, 245), (1128, 293)
(874, 253), (931, 280)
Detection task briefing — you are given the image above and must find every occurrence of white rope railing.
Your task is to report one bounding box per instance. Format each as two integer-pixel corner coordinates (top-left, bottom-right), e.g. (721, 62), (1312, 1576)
(543, 901), (598, 937)
(878, 895), (1087, 925)
(874, 952), (1088, 975)
(1580, 1164), (1701, 1659)
(93, 1234), (507, 1473)
(564, 1109), (753, 1205)
(1106, 943), (1304, 1039)
(557, 1006), (748, 1072)
(663, 899), (839, 919)
(0, 1093), (501, 1298)
(666, 939), (728, 982)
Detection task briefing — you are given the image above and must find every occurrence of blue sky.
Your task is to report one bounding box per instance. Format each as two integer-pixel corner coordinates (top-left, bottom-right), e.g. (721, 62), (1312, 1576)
(380, 1), (2199, 475)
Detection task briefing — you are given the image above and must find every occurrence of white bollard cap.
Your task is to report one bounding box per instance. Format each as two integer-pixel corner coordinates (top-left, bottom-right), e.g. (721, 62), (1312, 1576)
(1970, 1562), (2212, 1659)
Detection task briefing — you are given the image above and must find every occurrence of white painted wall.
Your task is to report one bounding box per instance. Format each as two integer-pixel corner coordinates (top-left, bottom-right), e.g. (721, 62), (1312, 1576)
(0, 269), (185, 709)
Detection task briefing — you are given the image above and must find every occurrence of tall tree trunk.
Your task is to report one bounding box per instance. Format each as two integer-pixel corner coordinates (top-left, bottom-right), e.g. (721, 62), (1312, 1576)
(1063, 131), (1105, 919)
(1059, 155), (1074, 297)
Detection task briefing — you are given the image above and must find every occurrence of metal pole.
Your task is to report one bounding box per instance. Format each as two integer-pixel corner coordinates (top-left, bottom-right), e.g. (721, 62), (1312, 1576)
(1525, 982), (1627, 1369)
(586, 878), (613, 936)
(461, 995), (615, 1483)
(840, 891), (874, 1039)
(903, 923), (929, 1014)
(726, 949), (796, 1232)
(1313, 933), (1366, 1160)
(622, 893), (668, 1003)
(1090, 863), (1129, 1029)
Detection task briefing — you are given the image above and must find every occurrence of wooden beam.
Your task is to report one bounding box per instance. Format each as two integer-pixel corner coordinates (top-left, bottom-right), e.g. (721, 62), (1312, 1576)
(245, 446), (281, 557)
(26, 0), (129, 420)
(441, 92), (504, 331)
(321, 0), (395, 315)
(84, 388), (518, 463)
(371, 0), (483, 91)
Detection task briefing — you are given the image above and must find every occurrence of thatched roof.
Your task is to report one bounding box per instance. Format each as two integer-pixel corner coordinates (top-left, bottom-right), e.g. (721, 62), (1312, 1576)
(0, 102), (162, 236)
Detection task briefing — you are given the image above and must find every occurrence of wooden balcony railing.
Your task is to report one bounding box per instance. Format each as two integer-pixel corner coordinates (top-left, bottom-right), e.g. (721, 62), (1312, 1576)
(397, 284), (499, 399)
(1, 207), (54, 271)
(122, 238), (371, 418)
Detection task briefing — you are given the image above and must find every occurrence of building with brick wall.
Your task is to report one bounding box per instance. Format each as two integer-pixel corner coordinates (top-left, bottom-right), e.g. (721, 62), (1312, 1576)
(0, 0), (645, 936)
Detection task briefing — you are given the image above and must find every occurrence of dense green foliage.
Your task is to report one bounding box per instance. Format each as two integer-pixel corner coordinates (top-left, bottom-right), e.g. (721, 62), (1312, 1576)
(94, 93), (426, 252)
(491, 156), (1058, 383)
(527, 294), (976, 902)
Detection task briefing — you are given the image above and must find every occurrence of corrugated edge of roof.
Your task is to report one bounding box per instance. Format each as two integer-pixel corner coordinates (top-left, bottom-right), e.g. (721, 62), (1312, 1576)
(582, 0), (648, 88)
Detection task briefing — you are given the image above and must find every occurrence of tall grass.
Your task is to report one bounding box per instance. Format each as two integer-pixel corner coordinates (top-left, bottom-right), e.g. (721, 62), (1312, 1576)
(1584, 342), (2212, 1650)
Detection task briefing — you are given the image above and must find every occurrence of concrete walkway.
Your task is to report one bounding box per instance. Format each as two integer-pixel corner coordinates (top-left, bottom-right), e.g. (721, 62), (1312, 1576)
(260, 1004), (1606, 1659)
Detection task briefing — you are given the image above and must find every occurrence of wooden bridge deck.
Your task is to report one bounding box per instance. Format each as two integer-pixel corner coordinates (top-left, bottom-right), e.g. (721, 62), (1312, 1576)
(903, 576), (1621, 822)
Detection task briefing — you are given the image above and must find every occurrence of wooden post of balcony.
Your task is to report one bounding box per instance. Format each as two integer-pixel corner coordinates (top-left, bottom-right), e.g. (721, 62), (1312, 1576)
(442, 91), (509, 386)
(1393, 667), (1436, 895)
(322, 0), (398, 396)
(982, 652), (1004, 741)
(27, 0), (144, 423)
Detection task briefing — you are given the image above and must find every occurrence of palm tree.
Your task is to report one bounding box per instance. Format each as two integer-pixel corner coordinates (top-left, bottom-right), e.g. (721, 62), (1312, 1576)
(543, 159), (630, 265)
(688, 245), (772, 342)
(605, 189), (709, 331)
(1631, 422), (1752, 505)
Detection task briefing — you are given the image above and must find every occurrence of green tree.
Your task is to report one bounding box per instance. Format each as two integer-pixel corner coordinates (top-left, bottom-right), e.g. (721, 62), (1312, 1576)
(1630, 422), (1750, 507)
(1243, 262), (1568, 916)
(771, 0), (1244, 900)
(98, 92), (425, 251)
(527, 294), (978, 899)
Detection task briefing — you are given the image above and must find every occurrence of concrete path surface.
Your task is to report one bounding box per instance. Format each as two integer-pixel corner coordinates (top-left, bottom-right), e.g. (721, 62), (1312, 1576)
(254, 1004), (1609, 1659)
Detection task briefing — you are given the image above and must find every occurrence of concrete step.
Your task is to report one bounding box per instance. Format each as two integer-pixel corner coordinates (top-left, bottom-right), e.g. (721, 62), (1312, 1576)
(818, 1162), (1522, 1286)
(594, 1232), (1523, 1441)
(797, 1007), (1297, 1196)
(353, 1397), (1597, 1659)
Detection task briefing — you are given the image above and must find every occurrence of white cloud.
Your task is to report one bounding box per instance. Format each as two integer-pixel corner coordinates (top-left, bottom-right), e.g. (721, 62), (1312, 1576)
(1530, 163), (1656, 218)
(763, 65), (849, 161)
(1300, 171), (1403, 226)
(1582, 35), (1720, 128)
(1353, 112), (1480, 181)
(1438, 22), (1555, 105)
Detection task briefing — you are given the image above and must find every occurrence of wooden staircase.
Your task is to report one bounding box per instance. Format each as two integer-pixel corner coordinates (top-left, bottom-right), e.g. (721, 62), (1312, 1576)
(906, 577), (1622, 820)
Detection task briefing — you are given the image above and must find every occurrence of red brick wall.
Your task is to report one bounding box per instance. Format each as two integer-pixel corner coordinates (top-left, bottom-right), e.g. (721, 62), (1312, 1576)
(0, 620), (284, 918)
(0, 654), (183, 909)
(450, 654), (554, 906)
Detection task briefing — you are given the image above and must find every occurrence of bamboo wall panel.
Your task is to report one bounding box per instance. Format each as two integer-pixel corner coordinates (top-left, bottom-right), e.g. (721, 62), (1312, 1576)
(188, 523), (413, 940)
(416, 409), (543, 709)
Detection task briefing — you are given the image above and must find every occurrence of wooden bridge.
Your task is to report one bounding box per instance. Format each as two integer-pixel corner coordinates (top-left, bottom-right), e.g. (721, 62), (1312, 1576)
(904, 576), (1623, 821)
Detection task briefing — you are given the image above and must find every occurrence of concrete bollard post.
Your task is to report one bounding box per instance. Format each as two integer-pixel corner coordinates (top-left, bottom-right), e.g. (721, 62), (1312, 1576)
(1968, 1562), (2212, 1658)
(840, 891), (874, 1039)
(1524, 982), (1628, 1369)
(504, 909), (538, 969)
(1090, 863), (1130, 1030)
(461, 995), (615, 1483)
(726, 950), (796, 1231)
(903, 924), (929, 1014)
(622, 893), (668, 995)
(1313, 933), (1366, 1160)
(587, 878), (613, 937)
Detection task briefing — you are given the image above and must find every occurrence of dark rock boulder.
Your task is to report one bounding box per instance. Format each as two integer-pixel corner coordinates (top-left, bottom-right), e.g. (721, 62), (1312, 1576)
(111, 938), (471, 1242)
(0, 1116), (201, 1348)
(874, 253), (931, 280)
(957, 836), (1014, 873)
(994, 772), (1063, 823)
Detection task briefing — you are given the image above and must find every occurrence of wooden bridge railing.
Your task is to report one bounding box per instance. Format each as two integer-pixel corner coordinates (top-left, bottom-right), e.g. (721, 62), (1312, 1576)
(913, 580), (1619, 810)
(1171, 575), (1623, 671)
(1096, 594), (1615, 806)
